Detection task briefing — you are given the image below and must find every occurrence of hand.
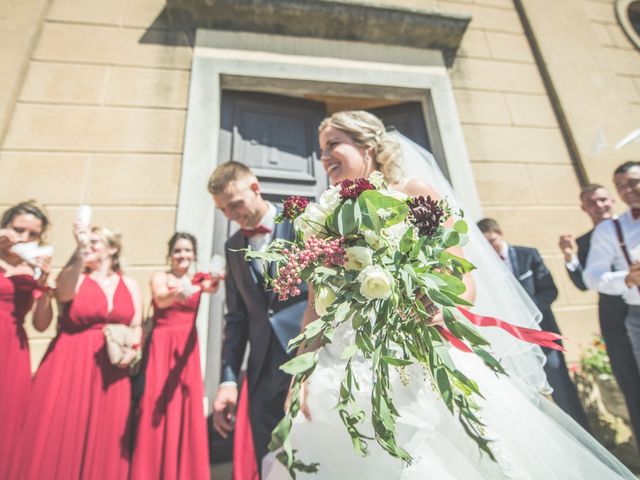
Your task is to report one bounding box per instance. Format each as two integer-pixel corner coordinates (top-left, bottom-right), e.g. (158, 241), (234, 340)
(285, 378), (310, 420)
(212, 384), (238, 439)
(0, 228), (19, 250)
(73, 221), (90, 249)
(558, 235), (576, 262)
(32, 255), (52, 286)
(417, 293), (443, 326)
(625, 263), (640, 288)
(200, 274), (223, 294)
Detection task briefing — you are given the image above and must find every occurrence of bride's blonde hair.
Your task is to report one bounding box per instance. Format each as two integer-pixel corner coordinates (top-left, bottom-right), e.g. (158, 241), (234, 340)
(319, 110), (404, 184)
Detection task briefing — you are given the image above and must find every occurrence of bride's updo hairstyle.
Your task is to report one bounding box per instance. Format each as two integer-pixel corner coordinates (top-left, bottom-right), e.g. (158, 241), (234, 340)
(319, 110), (404, 184)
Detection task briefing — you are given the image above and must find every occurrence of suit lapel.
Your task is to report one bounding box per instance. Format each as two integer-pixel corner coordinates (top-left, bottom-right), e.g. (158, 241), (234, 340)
(230, 232), (268, 307)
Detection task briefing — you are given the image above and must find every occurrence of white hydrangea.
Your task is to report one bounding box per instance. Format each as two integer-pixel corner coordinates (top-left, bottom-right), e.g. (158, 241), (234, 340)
(368, 171), (385, 189)
(319, 185), (342, 214)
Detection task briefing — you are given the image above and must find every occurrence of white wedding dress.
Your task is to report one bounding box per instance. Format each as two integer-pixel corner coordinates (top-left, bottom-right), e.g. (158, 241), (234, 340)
(263, 135), (636, 479)
(264, 320), (635, 480)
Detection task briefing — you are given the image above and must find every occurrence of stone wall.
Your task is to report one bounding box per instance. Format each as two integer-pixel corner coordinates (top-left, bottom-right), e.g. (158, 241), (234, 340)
(0, 0), (191, 368)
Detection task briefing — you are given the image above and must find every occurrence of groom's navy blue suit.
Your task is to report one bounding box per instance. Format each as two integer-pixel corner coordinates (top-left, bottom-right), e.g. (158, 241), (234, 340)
(508, 245), (591, 430)
(221, 214), (307, 472)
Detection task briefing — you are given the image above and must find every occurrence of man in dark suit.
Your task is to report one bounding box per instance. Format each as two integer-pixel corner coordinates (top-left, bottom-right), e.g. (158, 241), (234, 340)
(209, 162), (307, 474)
(478, 218), (590, 430)
(560, 183), (640, 442)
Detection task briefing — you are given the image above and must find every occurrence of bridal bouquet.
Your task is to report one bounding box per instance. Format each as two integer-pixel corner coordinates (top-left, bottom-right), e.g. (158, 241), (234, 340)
(247, 172), (508, 476)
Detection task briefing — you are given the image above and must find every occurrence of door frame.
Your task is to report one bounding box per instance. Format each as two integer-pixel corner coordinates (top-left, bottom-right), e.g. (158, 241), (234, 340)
(177, 29), (482, 400)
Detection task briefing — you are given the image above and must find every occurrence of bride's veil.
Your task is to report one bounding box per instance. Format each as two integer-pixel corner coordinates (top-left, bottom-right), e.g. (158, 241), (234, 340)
(394, 132), (552, 399)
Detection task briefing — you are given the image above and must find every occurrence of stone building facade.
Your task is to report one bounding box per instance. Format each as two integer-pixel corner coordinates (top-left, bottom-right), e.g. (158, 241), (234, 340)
(1, 0), (639, 406)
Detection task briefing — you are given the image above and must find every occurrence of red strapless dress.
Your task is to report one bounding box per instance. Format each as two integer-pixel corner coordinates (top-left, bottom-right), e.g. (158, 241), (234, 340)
(130, 273), (210, 480)
(10, 274), (134, 479)
(0, 272), (38, 478)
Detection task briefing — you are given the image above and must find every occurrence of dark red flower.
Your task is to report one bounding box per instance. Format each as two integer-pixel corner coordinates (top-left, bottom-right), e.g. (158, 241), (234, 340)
(339, 178), (375, 200)
(281, 196), (309, 220)
(408, 195), (445, 237)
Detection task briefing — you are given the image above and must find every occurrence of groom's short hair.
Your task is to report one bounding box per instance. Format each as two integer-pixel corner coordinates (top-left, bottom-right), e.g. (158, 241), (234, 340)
(477, 218), (502, 234)
(208, 161), (255, 195)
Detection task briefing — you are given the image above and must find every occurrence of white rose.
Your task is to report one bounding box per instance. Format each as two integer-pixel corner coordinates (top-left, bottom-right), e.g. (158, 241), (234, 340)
(295, 203), (328, 241)
(314, 286), (336, 316)
(357, 265), (394, 300)
(380, 221), (411, 247)
(363, 229), (383, 250)
(344, 246), (373, 270)
(319, 185), (342, 213)
(368, 171), (385, 189)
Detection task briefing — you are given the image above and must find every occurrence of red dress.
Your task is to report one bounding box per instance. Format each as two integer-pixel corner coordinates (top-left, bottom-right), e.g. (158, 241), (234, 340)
(131, 273), (210, 480)
(0, 271), (38, 478)
(10, 274), (134, 479)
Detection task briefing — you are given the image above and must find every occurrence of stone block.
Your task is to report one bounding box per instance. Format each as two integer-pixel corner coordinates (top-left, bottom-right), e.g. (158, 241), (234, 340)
(551, 305), (600, 362)
(19, 62), (108, 104)
(438, 1), (523, 33)
(453, 89), (511, 124)
(472, 0), (513, 8)
(86, 154), (181, 205)
(590, 22), (614, 47)
(0, 152), (89, 205)
(527, 164), (581, 205)
(106, 67), (190, 109)
(3, 104), (185, 153)
(33, 22), (192, 69)
(450, 58), (545, 94)
(472, 162), (537, 205)
(47, 0), (127, 25)
(607, 24), (635, 49)
(44, 207), (80, 268)
(461, 124), (571, 163)
(504, 93), (558, 127)
(485, 31), (534, 63)
(90, 207), (177, 266)
(457, 28), (491, 58)
(123, 0), (169, 28)
(584, 0), (616, 24)
(605, 48), (640, 76)
(481, 206), (591, 253)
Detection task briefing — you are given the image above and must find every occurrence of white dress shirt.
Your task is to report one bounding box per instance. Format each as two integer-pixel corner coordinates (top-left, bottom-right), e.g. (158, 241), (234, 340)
(583, 210), (640, 305)
(499, 242), (514, 274)
(248, 202), (277, 275)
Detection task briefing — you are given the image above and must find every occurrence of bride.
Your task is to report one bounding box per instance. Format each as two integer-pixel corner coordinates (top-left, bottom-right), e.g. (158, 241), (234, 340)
(263, 110), (635, 479)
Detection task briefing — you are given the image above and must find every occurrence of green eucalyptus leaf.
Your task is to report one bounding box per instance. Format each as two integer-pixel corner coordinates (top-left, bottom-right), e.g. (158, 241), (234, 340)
(280, 351), (318, 376)
(453, 219), (468, 234)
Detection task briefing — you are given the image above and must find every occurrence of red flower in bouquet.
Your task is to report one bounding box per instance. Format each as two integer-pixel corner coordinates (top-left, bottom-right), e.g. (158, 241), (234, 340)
(273, 236), (346, 301)
(281, 196), (309, 220)
(408, 195), (446, 237)
(339, 178), (375, 200)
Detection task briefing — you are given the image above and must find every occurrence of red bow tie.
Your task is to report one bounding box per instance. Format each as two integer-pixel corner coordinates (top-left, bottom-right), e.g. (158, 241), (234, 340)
(632, 209), (640, 220)
(241, 225), (272, 238)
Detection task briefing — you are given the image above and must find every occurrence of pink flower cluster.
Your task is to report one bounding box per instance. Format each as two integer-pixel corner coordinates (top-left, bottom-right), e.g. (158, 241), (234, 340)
(281, 196), (309, 220)
(273, 235), (346, 300)
(339, 178), (375, 200)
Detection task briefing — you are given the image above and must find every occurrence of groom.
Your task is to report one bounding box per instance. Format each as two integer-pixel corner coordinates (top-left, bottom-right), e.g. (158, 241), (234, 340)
(209, 161), (307, 474)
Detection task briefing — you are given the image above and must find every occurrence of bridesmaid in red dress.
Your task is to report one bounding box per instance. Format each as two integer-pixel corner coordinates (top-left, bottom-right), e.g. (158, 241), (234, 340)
(0, 201), (53, 478)
(131, 232), (221, 480)
(10, 223), (142, 479)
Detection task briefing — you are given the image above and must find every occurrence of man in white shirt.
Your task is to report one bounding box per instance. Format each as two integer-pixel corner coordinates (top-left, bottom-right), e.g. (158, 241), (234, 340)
(584, 161), (640, 372)
(559, 184), (640, 442)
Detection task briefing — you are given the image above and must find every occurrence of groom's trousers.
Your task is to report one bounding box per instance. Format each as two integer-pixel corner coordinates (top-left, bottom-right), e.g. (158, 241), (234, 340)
(249, 333), (291, 477)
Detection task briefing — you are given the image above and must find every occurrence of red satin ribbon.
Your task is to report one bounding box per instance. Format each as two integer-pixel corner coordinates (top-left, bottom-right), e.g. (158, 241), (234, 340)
(436, 325), (472, 353)
(456, 307), (565, 351)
